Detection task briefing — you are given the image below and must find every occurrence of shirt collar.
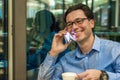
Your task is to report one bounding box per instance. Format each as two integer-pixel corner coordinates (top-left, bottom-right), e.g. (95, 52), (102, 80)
(75, 35), (100, 58)
(93, 35), (100, 52)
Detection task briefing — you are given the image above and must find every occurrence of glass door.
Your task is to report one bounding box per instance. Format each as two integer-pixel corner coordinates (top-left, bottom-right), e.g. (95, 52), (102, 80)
(0, 0), (8, 80)
(1, 0), (26, 80)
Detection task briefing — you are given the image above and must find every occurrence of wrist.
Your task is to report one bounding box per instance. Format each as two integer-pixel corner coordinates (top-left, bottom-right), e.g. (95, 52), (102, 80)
(100, 70), (109, 80)
(49, 50), (59, 57)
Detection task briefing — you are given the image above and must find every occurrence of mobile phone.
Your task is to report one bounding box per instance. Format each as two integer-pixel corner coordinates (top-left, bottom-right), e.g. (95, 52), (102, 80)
(64, 32), (71, 43)
(64, 32), (76, 43)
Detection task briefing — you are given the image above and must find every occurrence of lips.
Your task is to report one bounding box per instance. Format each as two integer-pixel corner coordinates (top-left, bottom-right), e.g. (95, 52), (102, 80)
(74, 28), (84, 35)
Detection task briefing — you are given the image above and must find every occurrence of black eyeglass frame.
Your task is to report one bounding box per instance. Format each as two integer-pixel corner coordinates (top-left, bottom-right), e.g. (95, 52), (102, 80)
(66, 18), (89, 29)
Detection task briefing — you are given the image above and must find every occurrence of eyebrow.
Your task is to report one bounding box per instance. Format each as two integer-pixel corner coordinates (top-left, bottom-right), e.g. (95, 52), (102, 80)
(66, 17), (86, 23)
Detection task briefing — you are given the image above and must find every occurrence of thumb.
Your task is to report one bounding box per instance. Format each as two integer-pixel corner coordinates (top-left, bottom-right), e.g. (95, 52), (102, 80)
(64, 40), (71, 47)
(77, 72), (88, 79)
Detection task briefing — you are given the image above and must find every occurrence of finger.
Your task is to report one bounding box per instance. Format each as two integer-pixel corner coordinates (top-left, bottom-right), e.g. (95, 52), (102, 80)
(82, 77), (91, 80)
(65, 40), (71, 45)
(59, 30), (66, 34)
(64, 27), (67, 31)
(54, 33), (63, 40)
(77, 72), (88, 79)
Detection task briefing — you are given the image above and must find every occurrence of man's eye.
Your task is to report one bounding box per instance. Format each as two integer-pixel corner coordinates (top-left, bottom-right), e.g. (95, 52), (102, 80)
(76, 19), (82, 23)
(67, 23), (72, 26)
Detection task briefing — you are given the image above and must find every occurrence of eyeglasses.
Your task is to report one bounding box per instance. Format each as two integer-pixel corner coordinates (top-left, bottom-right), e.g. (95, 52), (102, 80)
(66, 18), (88, 29)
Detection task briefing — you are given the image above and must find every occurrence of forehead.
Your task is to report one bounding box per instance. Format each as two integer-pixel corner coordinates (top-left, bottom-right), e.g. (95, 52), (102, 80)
(66, 10), (86, 22)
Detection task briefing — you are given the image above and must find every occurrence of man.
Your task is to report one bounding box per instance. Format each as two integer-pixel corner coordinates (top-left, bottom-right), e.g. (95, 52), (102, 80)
(37, 3), (120, 80)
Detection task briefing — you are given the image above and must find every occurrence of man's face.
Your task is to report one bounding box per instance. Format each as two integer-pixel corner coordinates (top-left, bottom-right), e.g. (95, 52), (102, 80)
(66, 10), (94, 43)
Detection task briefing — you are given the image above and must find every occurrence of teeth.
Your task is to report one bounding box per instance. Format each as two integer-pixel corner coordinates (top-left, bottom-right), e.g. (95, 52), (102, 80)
(76, 30), (82, 34)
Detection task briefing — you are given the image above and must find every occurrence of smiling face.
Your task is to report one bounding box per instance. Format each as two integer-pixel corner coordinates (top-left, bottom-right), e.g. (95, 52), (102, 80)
(66, 10), (95, 44)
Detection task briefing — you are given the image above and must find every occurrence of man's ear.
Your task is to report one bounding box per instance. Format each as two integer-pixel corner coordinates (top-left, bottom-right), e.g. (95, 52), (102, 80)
(89, 19), (95, 28)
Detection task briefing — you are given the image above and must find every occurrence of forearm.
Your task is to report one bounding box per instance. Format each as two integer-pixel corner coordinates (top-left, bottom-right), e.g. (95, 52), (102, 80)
(37, 53), (58, 80)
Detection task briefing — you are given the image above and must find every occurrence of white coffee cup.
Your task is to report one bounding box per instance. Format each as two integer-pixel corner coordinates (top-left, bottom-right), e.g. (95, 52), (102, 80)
(62, 72), (77, 80)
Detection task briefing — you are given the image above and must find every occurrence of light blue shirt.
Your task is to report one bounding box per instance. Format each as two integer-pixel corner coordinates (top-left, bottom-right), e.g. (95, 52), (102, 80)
(37, 35), (120, 80)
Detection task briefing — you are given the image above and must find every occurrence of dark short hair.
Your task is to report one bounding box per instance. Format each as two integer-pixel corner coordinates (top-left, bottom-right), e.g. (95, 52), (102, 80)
(64, 3), (94, 22)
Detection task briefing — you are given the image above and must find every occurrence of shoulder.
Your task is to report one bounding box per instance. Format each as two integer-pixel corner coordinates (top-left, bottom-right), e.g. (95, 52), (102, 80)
(46, 31), (57, 40)
(100, 38), (120, 56)
(100, 38), (120, 48)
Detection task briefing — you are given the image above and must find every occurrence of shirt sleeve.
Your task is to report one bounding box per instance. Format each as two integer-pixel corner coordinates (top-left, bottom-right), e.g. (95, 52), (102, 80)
(106, 72), (120, 80)
(106, 54), (120, 80)
(37, 53), (63, 80)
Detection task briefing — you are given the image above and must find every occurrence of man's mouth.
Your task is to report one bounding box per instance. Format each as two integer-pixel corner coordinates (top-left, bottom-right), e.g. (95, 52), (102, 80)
(75, 29), (84, 34)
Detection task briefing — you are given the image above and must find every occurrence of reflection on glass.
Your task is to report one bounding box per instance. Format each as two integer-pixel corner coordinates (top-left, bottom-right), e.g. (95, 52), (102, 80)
(0, 0), (8, 80)
(26, 0), (120, 80)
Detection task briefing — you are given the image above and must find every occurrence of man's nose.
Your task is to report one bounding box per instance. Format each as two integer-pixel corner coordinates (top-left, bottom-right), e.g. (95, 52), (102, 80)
(72, 23), (78, 29)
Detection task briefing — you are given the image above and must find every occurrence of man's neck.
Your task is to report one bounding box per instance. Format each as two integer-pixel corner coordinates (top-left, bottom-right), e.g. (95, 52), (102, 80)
(78, 35), (94, 54)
